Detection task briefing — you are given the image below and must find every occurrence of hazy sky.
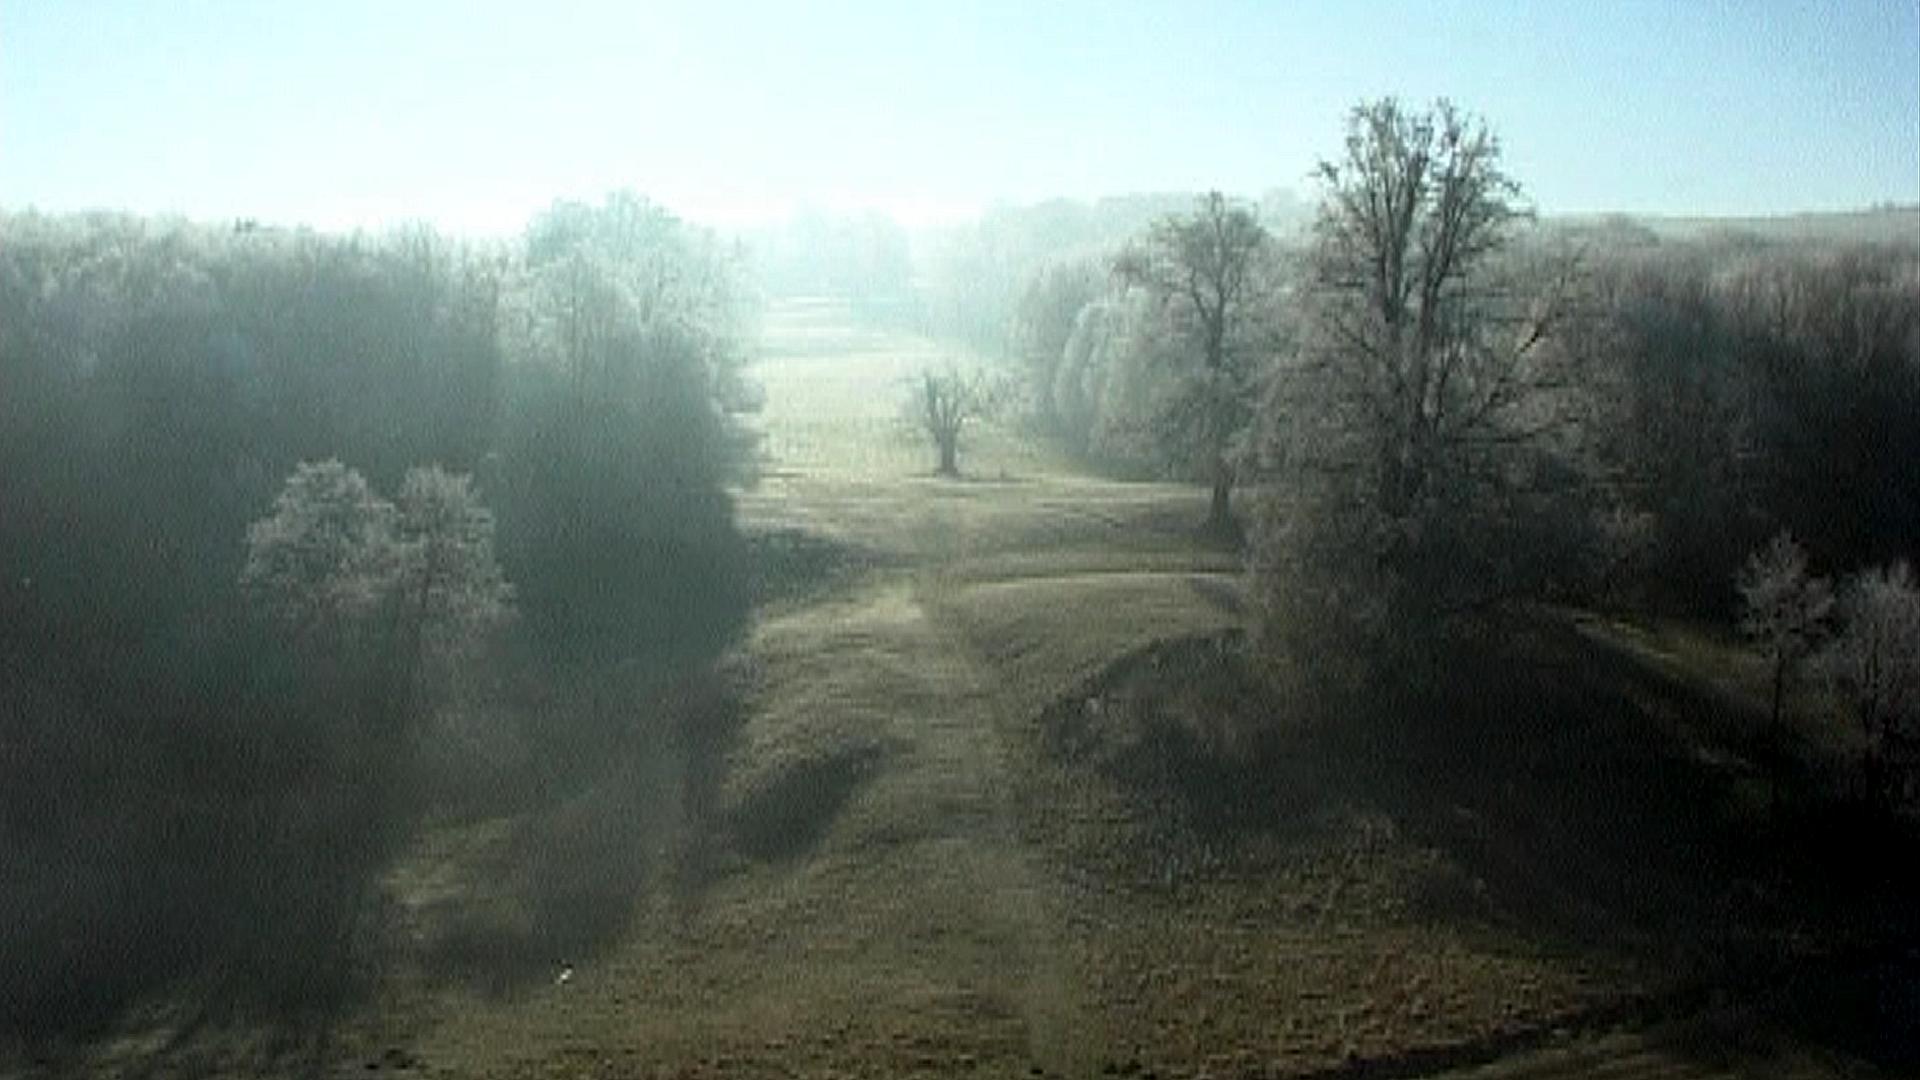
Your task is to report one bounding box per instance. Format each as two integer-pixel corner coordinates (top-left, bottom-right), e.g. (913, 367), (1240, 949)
(3, 1), (1915, 232)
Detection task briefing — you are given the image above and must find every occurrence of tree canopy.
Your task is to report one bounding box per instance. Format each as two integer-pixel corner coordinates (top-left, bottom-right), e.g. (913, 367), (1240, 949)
(1255, 98), (1589, 642)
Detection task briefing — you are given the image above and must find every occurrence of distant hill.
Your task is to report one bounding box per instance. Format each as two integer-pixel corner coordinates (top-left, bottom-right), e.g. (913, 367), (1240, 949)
(1554, 205), (1920, 247)
(951, 197), (1920, 255)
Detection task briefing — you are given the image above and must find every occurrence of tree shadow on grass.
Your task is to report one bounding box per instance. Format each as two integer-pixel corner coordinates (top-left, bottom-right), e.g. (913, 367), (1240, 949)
(416, 668), (751, 999)
(725, 741), (885, 861)
(1327, 614), (1920, 1069)
(3, 772), (414, 1078)
(743, 527), (889, 608)
(1353, 615), (1918, 953)
(1039, 613), (1920, 1070)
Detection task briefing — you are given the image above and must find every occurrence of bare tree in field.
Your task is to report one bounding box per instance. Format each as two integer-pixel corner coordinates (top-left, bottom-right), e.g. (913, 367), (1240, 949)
(910, 366), (996, 477)
(1114, 191), (1274, 539)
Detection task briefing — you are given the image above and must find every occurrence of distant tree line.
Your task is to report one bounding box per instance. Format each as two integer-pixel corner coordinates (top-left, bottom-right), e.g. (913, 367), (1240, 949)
(744, 209), (915, 323)
(1581, 232), (1920, 609)
(750, 192), (1309, 353)
(0, 193), (755, 1035)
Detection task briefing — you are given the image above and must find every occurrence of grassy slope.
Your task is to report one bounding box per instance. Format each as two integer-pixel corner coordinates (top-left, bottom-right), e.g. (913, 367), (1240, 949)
(393, 301), (1253, 1079)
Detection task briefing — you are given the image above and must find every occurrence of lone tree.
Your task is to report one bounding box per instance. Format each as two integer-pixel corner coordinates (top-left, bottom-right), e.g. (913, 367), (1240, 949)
(911, 366), (996, 477)
(1258, 98), (1582, 631)
(1738, 531), (1833, 807)
(1114, 191), (1273, 538)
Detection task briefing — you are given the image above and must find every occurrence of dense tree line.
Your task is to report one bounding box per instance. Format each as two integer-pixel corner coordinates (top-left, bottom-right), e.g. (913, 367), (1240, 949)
(994, 100), (1920, 793)
(743, 210), (914, 322)
(1585, 236), (1920, 610)
(913, 197), (1185, 354)
(0, 194), (754, 1035)
(907, 193), (1308, 358)
(999, 105), (1919, 625)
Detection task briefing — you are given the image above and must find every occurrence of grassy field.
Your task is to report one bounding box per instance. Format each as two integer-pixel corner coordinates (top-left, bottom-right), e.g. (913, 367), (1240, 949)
(27, 299), (1913, 1079)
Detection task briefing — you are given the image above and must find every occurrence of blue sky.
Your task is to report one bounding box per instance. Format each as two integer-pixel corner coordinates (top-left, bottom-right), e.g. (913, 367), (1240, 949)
(2, 1), (1914, 232)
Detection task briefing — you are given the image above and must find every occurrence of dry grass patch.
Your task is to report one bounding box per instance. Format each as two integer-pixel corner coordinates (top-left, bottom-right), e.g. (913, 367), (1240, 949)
(926, 571), (1245, 711)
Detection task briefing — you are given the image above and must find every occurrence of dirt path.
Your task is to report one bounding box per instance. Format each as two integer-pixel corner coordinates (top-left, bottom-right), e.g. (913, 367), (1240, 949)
(682, 299), (1198, 1071)
(744, 578), (1102, 1071)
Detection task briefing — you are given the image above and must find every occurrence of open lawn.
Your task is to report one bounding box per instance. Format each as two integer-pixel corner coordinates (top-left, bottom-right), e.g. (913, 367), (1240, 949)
(24, 299), (1915, 1079)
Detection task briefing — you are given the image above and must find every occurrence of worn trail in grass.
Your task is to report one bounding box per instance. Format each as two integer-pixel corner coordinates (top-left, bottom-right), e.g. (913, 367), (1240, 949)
(401, 299), (1240, 1077)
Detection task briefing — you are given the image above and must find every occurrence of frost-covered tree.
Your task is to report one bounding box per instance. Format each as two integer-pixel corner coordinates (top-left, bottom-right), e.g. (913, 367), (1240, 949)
(242, 460), (511, 716)
(240, 459), (398, 640)
(1114, 191), (1275, 537)
(1254, 98), (1586, 655)
(516, 191), (751, 414)
(1298, 99), (1548, 516)
(1052, 292), (1171, 469)
(1012, 257), (1103, 424)
(1823, 562), (1920, 802)
(497, 194), (754, 666)
(1737, 531), (1833, 800)
(391, 465), (514, 673)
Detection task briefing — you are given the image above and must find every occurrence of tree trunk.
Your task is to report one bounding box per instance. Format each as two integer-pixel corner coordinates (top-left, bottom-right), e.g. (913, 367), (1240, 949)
(937, 434), (959, 477)
(1769, 654), (1786, 818)
(1205, 453), (1236, 541)
(1861, 698), (1887, 806)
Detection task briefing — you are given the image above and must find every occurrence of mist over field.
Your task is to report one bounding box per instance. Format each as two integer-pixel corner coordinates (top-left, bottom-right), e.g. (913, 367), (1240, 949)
(5, 3), (1920, 1078)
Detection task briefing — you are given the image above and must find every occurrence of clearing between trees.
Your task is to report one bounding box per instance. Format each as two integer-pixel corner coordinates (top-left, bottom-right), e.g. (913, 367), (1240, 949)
(47, 298), (1912, 1080)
